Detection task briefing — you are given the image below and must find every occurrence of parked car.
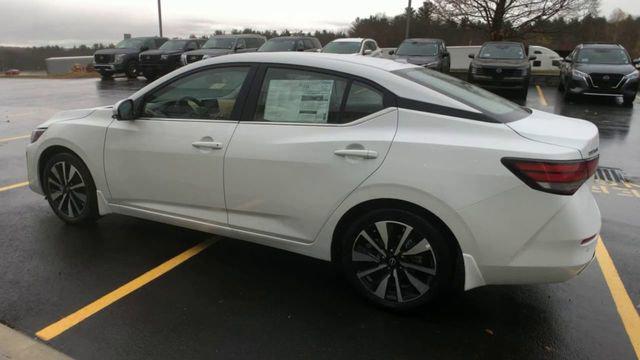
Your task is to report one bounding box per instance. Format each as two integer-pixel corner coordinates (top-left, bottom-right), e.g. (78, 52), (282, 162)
(258, 36), (322, 52)
(4, 69), (20, 76)
(93, 37), (168, 80)
(322, 38), (381, 56)
(558, 43), (640, 106)
(26, 53), (600, 310)
(139, 39), (201, 80)
(390, 38), (450, 73)
(468, 41), (535, 99)
(181, 34), (266, 65)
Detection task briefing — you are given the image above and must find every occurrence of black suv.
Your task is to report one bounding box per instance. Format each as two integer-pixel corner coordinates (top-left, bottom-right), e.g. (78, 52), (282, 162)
(390, 38), (450, 73)
(258, 36), (322, 52)
(93, 37), (168, 80)
(181, 34), (266, 65)
(559, 43), (640, 106)
(139, 39), (201, 80)
(468, 41), (535, 99)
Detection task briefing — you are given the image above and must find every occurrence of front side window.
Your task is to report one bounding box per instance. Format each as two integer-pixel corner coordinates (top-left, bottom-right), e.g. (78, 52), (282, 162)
(159, 40), (189, 51)
(478, 43), (525, 59)
(253, 68), (347, 124)
(393, 67), (530, 122)
(396, 41), (438, 57)
(365, 41), (377, 51)
(323, 41), (361, 54)
(576, 48), (630, 65)
(142, 67), (250, 120)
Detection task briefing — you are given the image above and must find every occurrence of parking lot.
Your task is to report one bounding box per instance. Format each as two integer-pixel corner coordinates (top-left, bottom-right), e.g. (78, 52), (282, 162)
(0, 77), (639, 359)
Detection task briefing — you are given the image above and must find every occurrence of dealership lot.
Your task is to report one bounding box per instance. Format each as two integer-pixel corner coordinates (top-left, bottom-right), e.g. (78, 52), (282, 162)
(1, 78), (639, 359)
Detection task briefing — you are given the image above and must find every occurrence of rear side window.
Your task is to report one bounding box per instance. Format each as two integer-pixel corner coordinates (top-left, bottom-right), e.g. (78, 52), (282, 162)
(303, 39), (316, 50)
(342, 82), (384, 123)
(253, 67), (347, 123)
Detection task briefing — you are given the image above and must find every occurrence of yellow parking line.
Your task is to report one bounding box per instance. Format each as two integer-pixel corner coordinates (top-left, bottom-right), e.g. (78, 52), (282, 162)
(36, 238), (217, 341)
(535, 85), (549, 107)
(0, 134), (29, 143)
(0, 181), (29, 192)
(596, 237), (640, 359)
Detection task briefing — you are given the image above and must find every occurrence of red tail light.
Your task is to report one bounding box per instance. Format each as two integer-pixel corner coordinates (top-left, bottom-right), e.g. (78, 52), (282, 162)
(502, 157), (599, 195)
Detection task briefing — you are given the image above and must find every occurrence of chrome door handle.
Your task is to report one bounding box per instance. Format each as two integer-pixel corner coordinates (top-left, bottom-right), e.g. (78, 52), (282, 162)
(192, 141), (223, 150)
(334, 149), (378, 159)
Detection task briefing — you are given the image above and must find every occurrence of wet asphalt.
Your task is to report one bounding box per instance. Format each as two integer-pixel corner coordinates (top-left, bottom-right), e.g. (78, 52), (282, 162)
(0, 77), (638, 360)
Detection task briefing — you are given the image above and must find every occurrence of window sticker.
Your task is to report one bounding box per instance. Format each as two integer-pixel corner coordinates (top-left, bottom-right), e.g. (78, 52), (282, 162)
(264, 80), (334, 122)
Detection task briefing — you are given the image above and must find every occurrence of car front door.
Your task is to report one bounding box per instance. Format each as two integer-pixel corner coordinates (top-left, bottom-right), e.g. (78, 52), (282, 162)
(224, 66), (398, 243)
(104, 65), (255, 224)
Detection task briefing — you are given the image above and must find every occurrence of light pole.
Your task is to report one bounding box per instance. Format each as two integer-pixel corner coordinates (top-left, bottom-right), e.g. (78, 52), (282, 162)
(405, 0), (412, 39)
(157, 0), (163, 37)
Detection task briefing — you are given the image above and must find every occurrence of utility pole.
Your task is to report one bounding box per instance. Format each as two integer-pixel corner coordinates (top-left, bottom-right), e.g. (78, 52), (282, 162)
(157, 0), (163, 37)
(405, 0), (412, 39)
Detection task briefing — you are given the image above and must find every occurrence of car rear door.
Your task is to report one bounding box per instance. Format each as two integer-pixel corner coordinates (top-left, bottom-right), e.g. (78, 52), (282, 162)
(104, 65), (255, 225)
(223, 65), (398, 243)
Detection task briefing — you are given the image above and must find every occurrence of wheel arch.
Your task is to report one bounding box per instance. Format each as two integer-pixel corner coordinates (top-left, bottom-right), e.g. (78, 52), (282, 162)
(330, 198), (466, 292)
(38, 145), (89, 191)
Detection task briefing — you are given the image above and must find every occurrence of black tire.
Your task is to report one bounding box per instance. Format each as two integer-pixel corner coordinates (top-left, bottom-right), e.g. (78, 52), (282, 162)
(520, 87), (528, 100)
(100, 72), (113, 81)
(558, 78), (565, 91)
(144, 71), (157, 81)
(125, 60), (139, 79)
(42, 152), (99, 225)
(563, 84), (575, 102)
(623, 94), (636, 107)
(340, 208), (453, 311)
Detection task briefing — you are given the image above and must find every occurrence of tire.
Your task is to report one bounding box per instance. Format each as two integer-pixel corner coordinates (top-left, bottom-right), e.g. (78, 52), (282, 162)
(623, 94), (636, 107)
(100, 72), (113, 81)
(563, 84), (575, 102)
(144, 71), (157, 81)
(340, 208), (453, 311)
(125, 60), (139, 79)
(558, 78), (565, 91)
(520, 87), (528, 100)
(42, 152), (99, 225)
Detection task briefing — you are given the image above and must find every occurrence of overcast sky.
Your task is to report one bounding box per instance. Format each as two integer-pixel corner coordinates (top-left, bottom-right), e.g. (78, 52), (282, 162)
(1, 0), (639, 47)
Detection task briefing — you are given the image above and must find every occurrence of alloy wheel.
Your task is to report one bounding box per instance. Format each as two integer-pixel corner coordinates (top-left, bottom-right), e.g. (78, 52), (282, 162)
(351, 220), (437, 303)
(47, 161), (87, 218)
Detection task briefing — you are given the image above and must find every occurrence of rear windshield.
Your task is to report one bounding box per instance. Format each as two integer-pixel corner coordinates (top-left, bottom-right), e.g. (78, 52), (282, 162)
(393, 67), (530, 123)
(576, 48), (630, 65)
(323, 41), (361, 54)
(259, 39), (298, 52)
(159, 40), (188, 51)
(396, 42), (438, 57)
(479, 43), (525, 59)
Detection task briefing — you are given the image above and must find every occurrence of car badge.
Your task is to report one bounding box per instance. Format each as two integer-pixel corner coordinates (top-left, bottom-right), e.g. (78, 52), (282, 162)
(496, 68), (502, 74)
(602, 75), (610, 80)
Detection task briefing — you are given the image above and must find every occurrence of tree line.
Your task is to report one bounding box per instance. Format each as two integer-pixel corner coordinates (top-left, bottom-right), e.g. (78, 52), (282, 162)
(1, 2), (639, 71)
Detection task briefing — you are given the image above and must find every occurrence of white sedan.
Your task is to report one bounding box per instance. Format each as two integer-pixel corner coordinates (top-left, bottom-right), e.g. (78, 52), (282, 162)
(26, 52), (600, 310)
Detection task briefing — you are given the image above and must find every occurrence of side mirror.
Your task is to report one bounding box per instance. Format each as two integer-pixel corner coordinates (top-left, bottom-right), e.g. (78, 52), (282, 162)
(633, 58), (640, 66)
(564, 56), (572, 63)
(113, 99), (135, 121)
(468, 54), (475, 59)
(388, 50), (395, 55)
(552, 60), (561, 67)
(529, 55), (537, 61)
(363, 49), (372, 56)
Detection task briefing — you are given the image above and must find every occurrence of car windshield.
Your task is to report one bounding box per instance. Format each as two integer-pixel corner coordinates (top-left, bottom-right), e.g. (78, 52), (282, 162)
(159, 40), (188, 51)
(396, 42), (438, 56)
(393, 67), (530, 123)
(323, 41), (361, 54)
(259, 39), (298, 52)
(576, 48), (630, 65)
(203, 38), (236, 49)
(115, 39), (144, 49)
(479, 43), (524, 59)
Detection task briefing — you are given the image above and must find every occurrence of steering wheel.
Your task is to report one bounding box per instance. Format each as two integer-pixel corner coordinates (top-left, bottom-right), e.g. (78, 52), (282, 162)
(176, 96), (205, 115)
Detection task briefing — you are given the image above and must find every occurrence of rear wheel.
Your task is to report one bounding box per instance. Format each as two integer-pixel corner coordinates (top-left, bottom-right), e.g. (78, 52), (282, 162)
(125, 60), (139, 79)
(43, 152), (99, 225)
(340, 209), (452, 311)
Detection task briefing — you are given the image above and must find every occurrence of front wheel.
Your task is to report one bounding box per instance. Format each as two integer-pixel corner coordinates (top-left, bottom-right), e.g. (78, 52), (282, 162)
(125, 60), (139, 79)
(340, 209), (453, 311)
(43, 152), (99, 225)
(623, 94), (636, 107)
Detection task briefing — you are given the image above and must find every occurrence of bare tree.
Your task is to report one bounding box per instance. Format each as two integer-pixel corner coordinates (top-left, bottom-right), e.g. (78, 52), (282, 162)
(430, 0), (596, 40)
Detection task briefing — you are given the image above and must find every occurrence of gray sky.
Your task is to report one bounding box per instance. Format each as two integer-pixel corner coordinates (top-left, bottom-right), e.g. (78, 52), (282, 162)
(1, 0), (639, 47)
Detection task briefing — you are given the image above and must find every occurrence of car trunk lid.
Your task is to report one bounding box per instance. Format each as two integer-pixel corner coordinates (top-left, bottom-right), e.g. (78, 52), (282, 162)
(507, 109), (599, 159)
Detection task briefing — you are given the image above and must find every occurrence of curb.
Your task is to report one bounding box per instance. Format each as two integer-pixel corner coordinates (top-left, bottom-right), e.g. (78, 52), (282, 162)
(0, 324), (72, 360)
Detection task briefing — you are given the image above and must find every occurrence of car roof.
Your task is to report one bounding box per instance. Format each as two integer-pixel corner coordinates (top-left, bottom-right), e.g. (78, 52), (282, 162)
(269, 36), (318, 40)
(132, 52), (478, 113)
(578, 43), (623, 49)
(210, 34), (265, 39)
(402, 38), (443, 43)
(481, 41), (523, 46)
(332, 38), (366, 43)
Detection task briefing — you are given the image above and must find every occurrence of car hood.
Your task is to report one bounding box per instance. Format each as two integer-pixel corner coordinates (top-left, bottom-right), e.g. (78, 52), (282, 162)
(184, 49), (233, 56)
(94, 48), (139, 55)
(473, 58), (528, 68)
(38, 108), (100, 128)
(574, 63), (636, 75)
(140, 49), (183, 56)
(507, 109), (599, 159)
(394, 56), (439, 65)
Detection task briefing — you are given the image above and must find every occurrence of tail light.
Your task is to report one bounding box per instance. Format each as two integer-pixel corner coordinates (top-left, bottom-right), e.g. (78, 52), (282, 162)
(502, 157), (599, 195)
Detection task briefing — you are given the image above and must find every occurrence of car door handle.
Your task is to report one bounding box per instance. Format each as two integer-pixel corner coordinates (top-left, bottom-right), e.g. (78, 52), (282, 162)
(192, 141), (223, 150)
(334, 149), (378, 159)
